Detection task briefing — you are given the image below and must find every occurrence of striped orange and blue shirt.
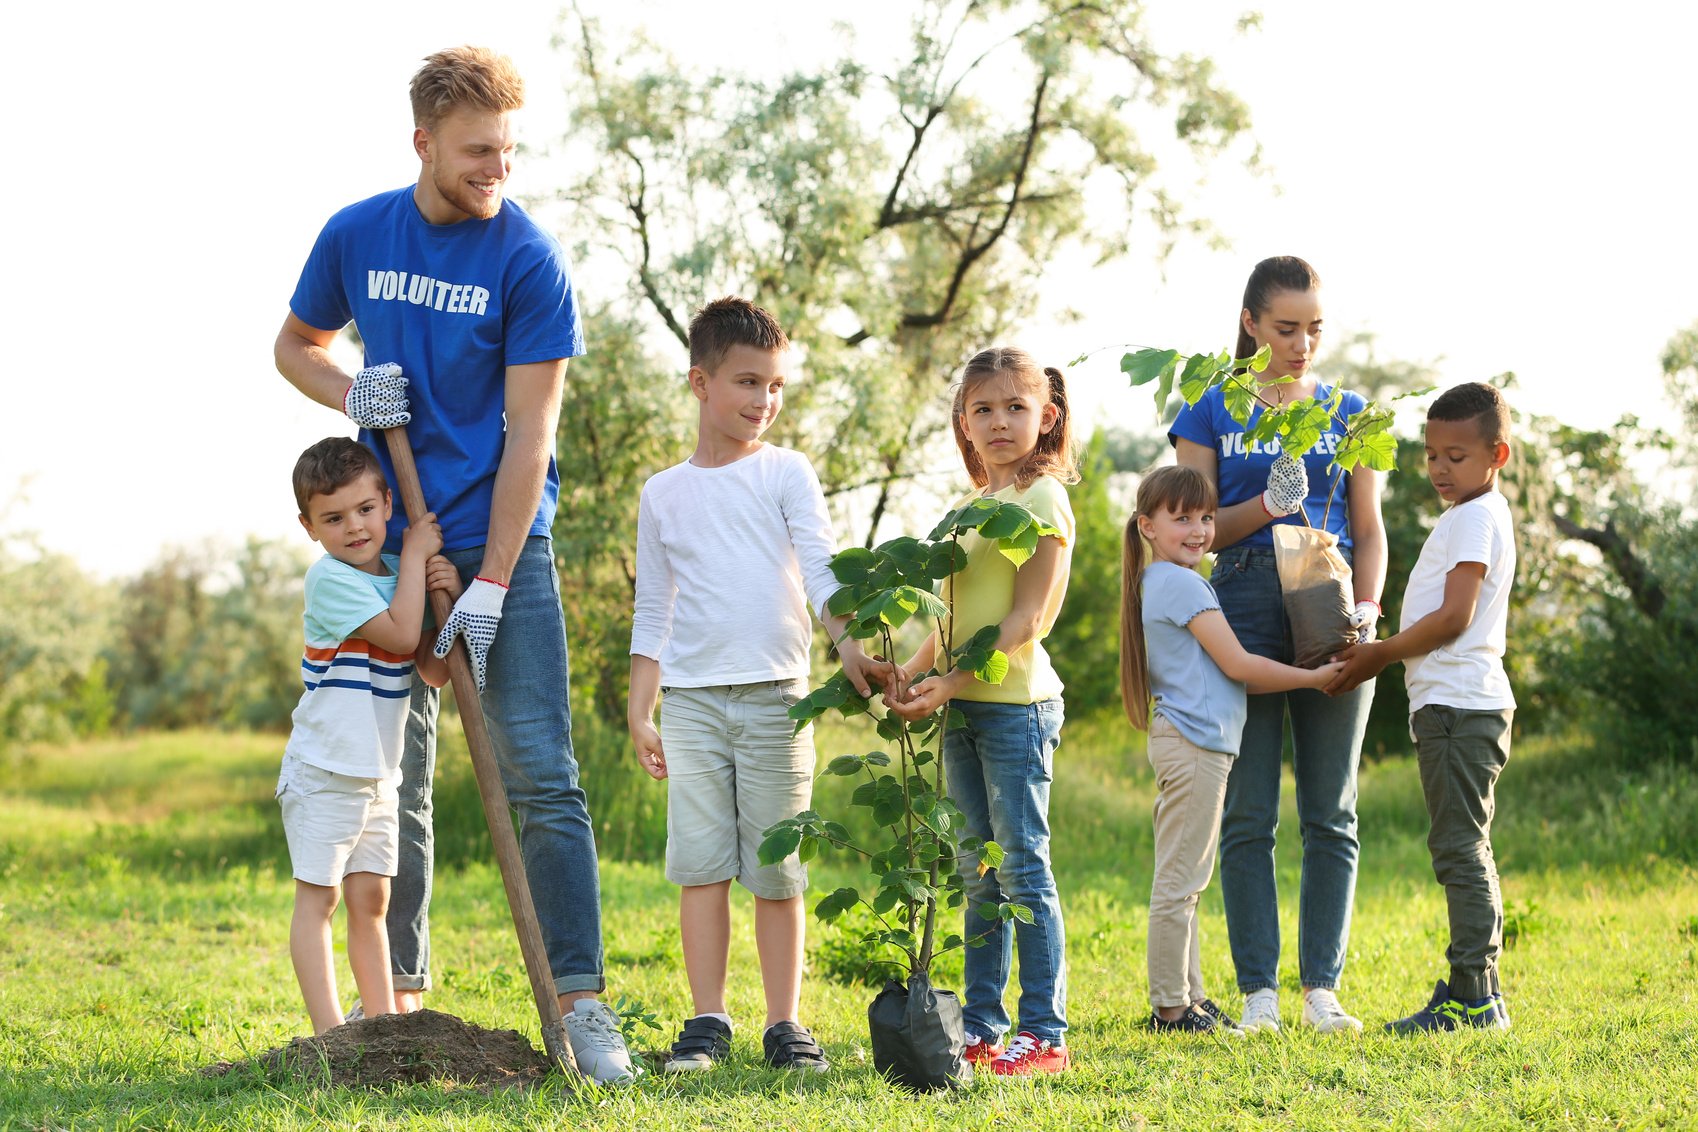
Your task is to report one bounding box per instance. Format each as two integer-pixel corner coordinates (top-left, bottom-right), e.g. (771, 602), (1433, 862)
(283, 554), (415, 781)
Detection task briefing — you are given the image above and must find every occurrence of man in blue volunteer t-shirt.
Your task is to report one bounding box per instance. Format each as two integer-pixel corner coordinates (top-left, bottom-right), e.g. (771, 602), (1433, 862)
(273, 46), (638, 1084)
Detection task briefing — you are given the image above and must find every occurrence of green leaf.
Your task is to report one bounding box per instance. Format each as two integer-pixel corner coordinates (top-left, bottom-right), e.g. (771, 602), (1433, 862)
(1347, 429), (1398, 472)
(825, 586), (860, 618)
(1246, 344), (1271, 373)
(1223, 377), (1263, 429)
(1282, 398), (1332, 460)
(913, 588), (949, 620)
(1171, 351), (1214, 412)
(825, 754), (865, 777)
(976, 901), (1001, 923)
(946, 497), (1000, 532)
(814, 887), (860, 921)
(973, 648), (1010, 685)
(828, 546), (875, 585)
(980, 840), (1006, 870)
(926, 541), (968, 580)
(1121, 347), (1179, 387)
(797, 836), (817, 864)
(1008, 903), (1035, 925)
(977, 505), (1031, 542)
(996, 523), (1041, 568)
(756, 825), (801, 867)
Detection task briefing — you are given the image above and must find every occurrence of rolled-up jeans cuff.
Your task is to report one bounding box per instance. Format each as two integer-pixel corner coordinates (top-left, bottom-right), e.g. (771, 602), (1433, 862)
(554, 973), (607, 996)
(393, 974), (430, 992)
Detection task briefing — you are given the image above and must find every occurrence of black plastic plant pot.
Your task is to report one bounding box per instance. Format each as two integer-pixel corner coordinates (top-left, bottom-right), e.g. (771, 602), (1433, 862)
(868, 974), (973, 1092)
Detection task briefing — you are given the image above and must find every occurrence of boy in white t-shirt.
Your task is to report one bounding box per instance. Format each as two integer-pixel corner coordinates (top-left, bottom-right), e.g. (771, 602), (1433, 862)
(282, 438), (457, 1034)
(1325, 382), (1516, 1032)
(626, 298), (892, 1074)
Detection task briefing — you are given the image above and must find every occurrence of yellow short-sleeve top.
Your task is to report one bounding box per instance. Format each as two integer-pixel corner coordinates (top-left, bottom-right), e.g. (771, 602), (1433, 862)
(943, 474), (1075, 705)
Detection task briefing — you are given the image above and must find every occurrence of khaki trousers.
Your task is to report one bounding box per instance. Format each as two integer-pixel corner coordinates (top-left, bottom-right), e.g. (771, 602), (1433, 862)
(1147, 714), (1235, 1008)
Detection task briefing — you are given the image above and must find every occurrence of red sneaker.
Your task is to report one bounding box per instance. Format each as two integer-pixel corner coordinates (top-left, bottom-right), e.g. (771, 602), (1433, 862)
(964, 1036), (1004, 1065)
(990, 1031), (1070, 1075)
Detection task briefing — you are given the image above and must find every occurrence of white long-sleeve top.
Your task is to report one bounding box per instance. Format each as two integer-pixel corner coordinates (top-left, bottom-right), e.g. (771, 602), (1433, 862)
(630, 444), (841, 687)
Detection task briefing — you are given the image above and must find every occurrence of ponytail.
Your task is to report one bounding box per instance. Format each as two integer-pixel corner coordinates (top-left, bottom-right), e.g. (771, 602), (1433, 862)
(1120, 515), (1152, 730)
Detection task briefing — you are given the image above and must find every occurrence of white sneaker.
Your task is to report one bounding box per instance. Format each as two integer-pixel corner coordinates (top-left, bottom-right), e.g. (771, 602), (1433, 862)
(1301, 988), (1363, 1034)
(564, 998), (644, 1084)
(343, 1000), (364, 1023)
(1240, 989), (1281, 1034)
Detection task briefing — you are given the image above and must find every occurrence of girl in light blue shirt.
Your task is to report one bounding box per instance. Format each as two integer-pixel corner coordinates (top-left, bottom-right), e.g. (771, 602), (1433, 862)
(1120, 466), (1340, 1035)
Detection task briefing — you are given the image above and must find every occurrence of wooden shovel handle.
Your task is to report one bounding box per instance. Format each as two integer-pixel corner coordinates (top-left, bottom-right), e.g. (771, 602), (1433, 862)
(379, 425), (572, 1071)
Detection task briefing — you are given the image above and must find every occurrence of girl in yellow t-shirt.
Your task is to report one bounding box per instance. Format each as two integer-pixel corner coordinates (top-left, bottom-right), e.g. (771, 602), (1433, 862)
(886, 346), (1078, 1075)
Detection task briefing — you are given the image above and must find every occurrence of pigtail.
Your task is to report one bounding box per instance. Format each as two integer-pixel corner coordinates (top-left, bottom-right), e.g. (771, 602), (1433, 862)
(1018, 366), (1079, 490)
(1120, 515), (1152, 730)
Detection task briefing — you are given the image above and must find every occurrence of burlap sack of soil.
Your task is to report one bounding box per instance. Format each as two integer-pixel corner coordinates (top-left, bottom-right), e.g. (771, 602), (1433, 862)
(868, 974), (973, 1091)
(1271, 523), (1358, 669)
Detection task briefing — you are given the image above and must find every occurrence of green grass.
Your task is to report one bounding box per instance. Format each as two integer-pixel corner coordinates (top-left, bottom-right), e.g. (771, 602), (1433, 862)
(3, 720), (1697, 1129)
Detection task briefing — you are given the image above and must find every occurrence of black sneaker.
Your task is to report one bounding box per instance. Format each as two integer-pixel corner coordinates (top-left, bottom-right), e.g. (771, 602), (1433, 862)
(762, 1020), (830, 1072)
(1385, 980), (1511, 1034)
(1149, 1005), (1245, 1036)
(664, 1015), (733, 1073)
(1191, 998), (1241, 1030)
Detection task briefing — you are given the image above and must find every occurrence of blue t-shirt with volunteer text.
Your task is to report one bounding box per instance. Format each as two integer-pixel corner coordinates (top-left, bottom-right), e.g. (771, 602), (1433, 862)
(1168, 381), (1366, 550)
(290, 188), (585, 554)
(1141, 561), (1246, 756)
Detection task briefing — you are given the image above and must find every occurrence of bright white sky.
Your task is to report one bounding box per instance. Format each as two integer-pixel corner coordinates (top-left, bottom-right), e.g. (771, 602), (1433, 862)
(5, 1), (1692, 577)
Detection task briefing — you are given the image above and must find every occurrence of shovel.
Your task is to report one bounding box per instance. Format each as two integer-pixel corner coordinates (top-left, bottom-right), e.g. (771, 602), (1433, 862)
(379, 424), (573, 1073)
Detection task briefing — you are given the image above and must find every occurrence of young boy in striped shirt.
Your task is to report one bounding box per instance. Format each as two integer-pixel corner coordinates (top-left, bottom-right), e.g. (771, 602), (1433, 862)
(280, 437), (456, 1034)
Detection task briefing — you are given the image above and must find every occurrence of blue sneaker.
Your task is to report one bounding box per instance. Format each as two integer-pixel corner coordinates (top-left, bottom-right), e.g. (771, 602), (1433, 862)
(1385, 980), (1511, 1034)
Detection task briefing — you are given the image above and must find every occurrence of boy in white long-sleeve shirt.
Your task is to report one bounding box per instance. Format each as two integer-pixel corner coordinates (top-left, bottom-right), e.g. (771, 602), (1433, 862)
(628, 297), (890, 1075)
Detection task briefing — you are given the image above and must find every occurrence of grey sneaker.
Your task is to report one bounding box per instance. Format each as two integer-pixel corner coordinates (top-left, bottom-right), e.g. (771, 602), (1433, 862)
(1301, 988), (1363, 1034)
(564, 998), (644, 1084)
(1240, 988), (1281, 1034)
(343, 1000), (364, 1023)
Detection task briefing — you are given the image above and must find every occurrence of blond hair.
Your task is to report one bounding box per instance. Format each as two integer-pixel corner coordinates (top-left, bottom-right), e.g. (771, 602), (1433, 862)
(409, 47), (525, 131)
(951, 347), (1079, 491)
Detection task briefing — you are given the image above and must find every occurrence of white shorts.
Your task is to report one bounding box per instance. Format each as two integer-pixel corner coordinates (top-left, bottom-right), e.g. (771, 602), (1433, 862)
(660, 680), (815, 900)
(276, 755), (399, 887)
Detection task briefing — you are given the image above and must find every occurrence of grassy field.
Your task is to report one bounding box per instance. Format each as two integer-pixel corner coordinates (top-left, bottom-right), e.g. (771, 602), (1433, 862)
(3, 717), (1697, 1130)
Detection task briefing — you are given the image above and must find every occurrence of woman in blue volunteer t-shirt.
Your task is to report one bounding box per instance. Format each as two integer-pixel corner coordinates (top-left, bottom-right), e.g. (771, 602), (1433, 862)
(1168, 256), (1387, 1036)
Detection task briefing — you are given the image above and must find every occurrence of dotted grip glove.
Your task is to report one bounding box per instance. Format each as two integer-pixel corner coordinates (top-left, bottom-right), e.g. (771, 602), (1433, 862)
(344, 363), (411, 429)
(1260, 451), (1309, 518)
(1349, 599), (1381, 643)
(433, 577), (507, 693)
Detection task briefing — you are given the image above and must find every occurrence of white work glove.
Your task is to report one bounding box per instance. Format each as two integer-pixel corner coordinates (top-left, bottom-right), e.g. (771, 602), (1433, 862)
(433, 577), (507, 692)
(344, 363), (410, 429)
(1349, 599), (1381, 643)
(1260, 451), (1309, 518)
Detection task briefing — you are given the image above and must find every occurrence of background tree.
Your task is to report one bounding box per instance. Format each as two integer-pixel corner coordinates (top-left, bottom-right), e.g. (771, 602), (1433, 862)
(538, 1), (1255, 837)
(548, 0), (1252, 538)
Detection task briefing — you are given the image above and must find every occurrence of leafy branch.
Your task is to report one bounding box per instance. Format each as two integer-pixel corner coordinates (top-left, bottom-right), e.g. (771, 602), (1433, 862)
(758, 498), (1056, 977)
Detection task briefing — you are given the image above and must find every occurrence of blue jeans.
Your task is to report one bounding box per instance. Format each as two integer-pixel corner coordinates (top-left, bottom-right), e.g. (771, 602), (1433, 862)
(389, 536), (605, 995)
(944, 697), (1068, 1046)
(1210, 546), (1373, 993)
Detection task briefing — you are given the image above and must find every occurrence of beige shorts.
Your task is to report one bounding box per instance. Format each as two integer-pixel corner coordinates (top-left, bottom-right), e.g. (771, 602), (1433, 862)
(659, 679), (815, 900)
(276, 755), (399, 887)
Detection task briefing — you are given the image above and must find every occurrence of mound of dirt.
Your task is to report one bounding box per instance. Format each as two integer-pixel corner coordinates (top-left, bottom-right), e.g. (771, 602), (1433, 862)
(203, 1009), (553, 1090)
